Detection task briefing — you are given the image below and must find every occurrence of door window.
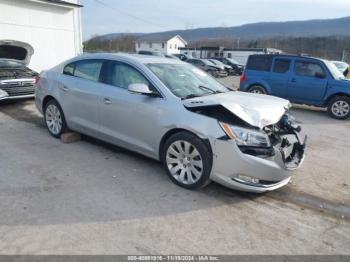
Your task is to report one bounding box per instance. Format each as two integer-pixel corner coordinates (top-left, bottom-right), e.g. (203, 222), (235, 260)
(294, 61), (325, 78)
(63, 62), (75, 76)
(74, 60), (103, 82)
(273, 59), (291, 73)
(107, 62), (150, 89)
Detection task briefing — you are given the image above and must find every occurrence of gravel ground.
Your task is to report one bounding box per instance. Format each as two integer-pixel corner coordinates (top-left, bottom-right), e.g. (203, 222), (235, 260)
(0, 96), (349, 255)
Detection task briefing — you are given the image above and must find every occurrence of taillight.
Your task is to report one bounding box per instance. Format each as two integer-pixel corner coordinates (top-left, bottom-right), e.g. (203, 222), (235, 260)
(35, 76), (41, 84)
(240, 74), (246, 84)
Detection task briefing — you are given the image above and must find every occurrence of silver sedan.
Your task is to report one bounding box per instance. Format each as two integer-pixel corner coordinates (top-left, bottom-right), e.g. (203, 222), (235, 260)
(35, 53), (306, 193)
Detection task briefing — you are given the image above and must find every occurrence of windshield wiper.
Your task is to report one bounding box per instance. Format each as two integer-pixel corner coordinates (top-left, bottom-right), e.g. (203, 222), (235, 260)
(181, 94), (204, 100)
(198, 85), (225, 94)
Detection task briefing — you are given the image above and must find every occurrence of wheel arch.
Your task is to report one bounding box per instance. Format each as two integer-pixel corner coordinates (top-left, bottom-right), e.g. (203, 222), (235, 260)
(42, 95), (58, 112)
(247, 83), (269, 94)
(158, 128), (212, 162)
(324, 93), (350, 107)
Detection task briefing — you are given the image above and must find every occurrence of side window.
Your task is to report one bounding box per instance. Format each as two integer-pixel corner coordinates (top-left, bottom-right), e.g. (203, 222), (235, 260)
(273, 59), (291, 74)
(63, 62), (75, 76)
(294, 61), (325, 78)
(107, 62), (149, 89)
(247, 56), (272, 72)
(74, 60), (103, 82)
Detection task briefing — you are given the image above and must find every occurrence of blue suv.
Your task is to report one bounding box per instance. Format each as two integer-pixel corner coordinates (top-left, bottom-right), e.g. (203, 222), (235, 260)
(239, 54), (350, 120)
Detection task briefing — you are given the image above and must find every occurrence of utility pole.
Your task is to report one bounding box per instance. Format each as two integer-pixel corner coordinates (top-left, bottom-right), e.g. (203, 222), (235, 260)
(342, 50), (348, 62)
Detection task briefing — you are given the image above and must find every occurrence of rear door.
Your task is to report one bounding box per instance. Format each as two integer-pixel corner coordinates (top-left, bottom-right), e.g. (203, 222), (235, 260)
(268, 58), (291, 97)
(58, 59), (105, 135)
(287, 59), (328, 103)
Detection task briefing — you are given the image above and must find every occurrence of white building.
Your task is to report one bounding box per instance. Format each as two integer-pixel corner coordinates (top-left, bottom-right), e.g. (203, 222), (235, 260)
(135, 35), (187, 55)
(0, 0), (83, 71)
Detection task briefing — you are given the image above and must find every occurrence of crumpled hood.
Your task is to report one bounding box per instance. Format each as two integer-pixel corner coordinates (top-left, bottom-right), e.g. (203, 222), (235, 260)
(183, 91), (291, 129)
(0, 40), (34, 66)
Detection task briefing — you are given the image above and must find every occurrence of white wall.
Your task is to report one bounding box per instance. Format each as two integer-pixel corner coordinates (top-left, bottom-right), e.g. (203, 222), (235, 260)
(135, 36), (186, 55)
(166, 37), (186, 55)
(0, 0), (82, 71)
(135, 42), (166, 54)
(223, 51), (264, 65)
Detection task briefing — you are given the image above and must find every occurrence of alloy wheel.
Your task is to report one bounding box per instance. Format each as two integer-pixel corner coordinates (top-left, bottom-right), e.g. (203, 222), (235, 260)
(331, 100), (350, 117)
(45, 104), (63, 135)
(166, 140), (203, 185)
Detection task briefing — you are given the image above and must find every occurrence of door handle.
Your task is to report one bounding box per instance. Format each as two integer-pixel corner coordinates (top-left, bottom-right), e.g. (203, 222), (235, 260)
(103, 98), (111, 105)
(61, 86), (69, 92)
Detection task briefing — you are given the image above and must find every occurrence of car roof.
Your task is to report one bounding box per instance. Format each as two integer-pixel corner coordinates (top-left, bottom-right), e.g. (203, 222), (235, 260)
(71, 53), (185, 65)
(249, 53), (327, 63)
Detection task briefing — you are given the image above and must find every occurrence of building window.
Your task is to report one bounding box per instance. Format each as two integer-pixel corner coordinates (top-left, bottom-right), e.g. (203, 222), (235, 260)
(162, 42), (165, 48)
(192, 52), (196, 58)
(227, 53), (232, 58)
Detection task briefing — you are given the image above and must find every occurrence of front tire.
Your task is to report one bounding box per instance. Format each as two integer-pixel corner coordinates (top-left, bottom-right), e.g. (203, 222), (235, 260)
(44, 99), (67, 138)
(248, 85), (267, 94)
(327, 96), (350, 120)
(162, 132), (212, 190)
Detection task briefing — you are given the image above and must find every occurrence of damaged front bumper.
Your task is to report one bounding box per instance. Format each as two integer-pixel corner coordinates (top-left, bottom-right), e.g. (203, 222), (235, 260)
(210, 132), (306, 193)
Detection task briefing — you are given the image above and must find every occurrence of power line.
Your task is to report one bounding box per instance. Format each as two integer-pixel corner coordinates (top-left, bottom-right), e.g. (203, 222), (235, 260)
(93, 0), (167, 30)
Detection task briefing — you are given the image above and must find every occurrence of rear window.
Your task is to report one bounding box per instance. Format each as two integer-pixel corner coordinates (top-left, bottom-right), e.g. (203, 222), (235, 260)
(74, 60), (103, 82)
(273, 59), (291, 73)
(247, 56), (272, 72)
(63, 59), (104, 82)
(63, 63), (75, 76)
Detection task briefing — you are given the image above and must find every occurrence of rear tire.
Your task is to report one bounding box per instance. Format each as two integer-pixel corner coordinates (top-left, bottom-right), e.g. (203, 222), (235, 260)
(161, 132), (212, 190)
(248, 85), (267, 94)
(44, 99), (67, 138)
(327, 96), (350, 120)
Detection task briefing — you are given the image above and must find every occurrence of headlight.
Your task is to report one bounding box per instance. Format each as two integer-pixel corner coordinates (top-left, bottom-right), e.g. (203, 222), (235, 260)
(219, 122), (271, 147)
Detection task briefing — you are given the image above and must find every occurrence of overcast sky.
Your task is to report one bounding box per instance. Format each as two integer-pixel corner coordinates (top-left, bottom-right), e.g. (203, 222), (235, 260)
(81, 0), (350, 40)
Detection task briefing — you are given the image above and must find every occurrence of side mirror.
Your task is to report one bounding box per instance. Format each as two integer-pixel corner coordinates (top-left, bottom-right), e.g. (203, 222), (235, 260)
(315, 72), (326, 79)
(128, 83), (153, 95)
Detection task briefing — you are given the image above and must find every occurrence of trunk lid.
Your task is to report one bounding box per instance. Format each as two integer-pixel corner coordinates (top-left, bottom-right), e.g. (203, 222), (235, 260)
(0, 40), (34, 66)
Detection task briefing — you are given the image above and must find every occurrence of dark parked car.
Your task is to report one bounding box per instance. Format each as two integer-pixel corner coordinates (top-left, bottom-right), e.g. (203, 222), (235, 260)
(0, 40), (38, 101)
(187, 58), (227, 78)
(239, 54), (350, 119)
(212, 57), (244, 75)
(138, 50), (165, 57)
(173, 53), (191, 61)
(208, 59), (235, 75)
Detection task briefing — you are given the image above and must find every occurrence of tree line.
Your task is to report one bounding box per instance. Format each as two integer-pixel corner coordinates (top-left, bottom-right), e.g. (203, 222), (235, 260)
(84, 35), (350, 62)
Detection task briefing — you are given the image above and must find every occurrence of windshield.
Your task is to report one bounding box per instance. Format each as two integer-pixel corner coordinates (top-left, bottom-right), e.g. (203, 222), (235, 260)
(332, 61), (348, 71)
(0, 60), (25, 68)
(325, 60), (345, 80)
(147, 63), (229, 98)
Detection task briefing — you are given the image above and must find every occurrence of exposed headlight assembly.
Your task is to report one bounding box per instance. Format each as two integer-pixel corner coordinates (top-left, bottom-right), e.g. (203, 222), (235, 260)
(219, 122), (271, 147)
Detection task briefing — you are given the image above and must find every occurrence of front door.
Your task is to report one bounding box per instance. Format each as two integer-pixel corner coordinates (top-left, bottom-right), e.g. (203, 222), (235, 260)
(287, 60), (328, 103)
(98, 61), (165, 157)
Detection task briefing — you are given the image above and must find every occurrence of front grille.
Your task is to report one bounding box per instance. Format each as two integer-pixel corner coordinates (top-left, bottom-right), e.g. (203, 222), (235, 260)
(0, 82), (35, 97)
